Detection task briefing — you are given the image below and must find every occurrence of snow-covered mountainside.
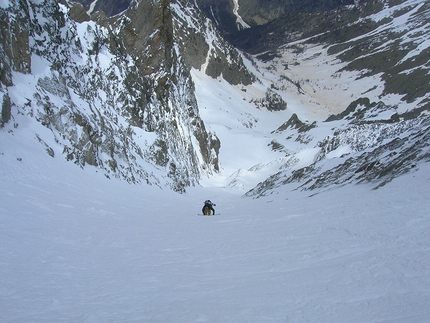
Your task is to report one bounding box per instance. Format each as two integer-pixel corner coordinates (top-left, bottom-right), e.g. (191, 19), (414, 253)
(1, 1), (430, 322)
(2, 107), (429, 323)
(0, 0), (252, 192)
(221, 0), (430, 195)
(1, 0), (429, 195)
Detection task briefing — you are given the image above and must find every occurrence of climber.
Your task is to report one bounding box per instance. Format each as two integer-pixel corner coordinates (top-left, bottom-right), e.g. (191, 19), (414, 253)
(202, 200), (216, 215)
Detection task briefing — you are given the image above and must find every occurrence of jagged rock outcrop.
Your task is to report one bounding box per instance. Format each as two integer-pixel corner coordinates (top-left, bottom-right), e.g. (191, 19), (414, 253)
(171, 0), (254, 86)
(252, 88), (288, 111)
(246, 101), (430, 197)
(67, 0), (131, 17)
(68, 3), (90, 23)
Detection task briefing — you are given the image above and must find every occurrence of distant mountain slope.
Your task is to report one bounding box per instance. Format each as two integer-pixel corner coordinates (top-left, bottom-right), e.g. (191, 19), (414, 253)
(248, 0), (430, 112)
(193, 0), (357, 36)
(237, 0), (430, 196)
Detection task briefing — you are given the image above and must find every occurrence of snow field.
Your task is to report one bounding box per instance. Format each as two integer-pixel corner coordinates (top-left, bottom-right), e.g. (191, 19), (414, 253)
(1, 132), (430, 322)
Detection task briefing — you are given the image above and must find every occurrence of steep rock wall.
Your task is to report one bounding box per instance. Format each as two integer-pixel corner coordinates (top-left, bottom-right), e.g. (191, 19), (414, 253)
(0, 0), (236, 192)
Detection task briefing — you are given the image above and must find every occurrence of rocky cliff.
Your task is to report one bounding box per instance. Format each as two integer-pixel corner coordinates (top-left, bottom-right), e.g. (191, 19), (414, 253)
(0, 0), (254, 192)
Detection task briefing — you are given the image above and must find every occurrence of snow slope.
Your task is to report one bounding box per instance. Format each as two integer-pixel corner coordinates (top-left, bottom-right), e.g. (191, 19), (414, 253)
(1, 109), (430, 323)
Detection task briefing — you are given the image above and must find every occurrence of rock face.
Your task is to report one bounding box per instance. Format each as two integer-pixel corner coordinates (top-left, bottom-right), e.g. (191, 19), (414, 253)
(0, 0), (253, 192)
(66, 0), (131, 17)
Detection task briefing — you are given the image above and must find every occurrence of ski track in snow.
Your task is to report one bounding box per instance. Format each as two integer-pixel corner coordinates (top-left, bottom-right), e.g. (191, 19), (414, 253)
(1, 133), (430, 323)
